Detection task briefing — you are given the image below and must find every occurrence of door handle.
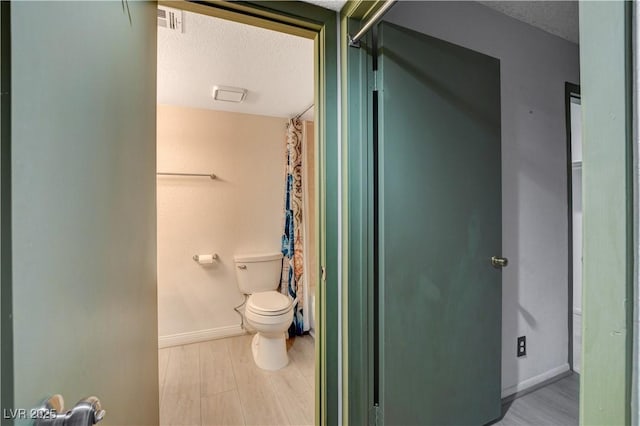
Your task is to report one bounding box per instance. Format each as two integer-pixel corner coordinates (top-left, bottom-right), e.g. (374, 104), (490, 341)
(34, 394), (105, 426)
(491, 256), (508, 268)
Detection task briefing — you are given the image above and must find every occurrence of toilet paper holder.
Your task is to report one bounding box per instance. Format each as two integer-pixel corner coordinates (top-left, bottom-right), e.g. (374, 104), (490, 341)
(193, 254), (219, 262)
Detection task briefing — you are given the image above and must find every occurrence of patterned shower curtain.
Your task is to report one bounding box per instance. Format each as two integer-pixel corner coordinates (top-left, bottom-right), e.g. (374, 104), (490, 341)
(281, 118), (305, 336)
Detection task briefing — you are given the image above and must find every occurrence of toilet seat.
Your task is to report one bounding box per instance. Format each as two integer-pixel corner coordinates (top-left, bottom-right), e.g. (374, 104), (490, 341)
(246, 291), (292, 316)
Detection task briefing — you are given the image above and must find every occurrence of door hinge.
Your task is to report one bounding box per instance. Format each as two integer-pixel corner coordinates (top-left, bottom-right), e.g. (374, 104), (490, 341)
(369, 404), (382, 426)
(321, 266), (327, 282)
(373, 69), (379, 91)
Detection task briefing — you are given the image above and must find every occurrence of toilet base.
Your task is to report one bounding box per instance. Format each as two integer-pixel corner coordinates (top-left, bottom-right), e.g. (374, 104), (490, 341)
(251, 332), (289, 371)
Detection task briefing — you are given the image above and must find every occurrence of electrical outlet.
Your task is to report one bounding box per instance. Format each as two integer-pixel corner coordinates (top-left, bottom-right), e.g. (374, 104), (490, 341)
(517, 336), (526, 357)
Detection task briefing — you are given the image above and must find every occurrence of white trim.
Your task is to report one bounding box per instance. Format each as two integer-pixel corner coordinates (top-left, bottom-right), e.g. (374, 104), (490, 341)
(501, 363), (571, 398)
(158, 325), (245, 348)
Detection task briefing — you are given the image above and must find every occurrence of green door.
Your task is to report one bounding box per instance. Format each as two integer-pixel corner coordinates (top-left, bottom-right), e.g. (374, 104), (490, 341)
(7, 3), (159, 424)
(377, 22), (502, 425)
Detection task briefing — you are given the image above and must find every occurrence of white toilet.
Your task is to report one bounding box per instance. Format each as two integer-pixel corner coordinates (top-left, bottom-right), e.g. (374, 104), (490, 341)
(234, 252), (293, 371)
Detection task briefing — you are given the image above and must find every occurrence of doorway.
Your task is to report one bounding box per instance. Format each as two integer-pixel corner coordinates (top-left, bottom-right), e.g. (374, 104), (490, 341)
(566, 83), (582, 375)
(0, 2), (340, 425)
(344, 1), (589, 425)
(156, 4), (317, 425)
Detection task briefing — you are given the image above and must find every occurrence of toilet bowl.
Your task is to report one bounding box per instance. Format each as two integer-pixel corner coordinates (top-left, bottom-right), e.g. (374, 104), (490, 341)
(234, 253), (293, 370)
(244, 291), (293, 370)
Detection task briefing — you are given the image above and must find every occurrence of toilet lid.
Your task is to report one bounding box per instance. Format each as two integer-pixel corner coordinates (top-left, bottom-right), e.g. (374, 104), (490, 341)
(247, 291), (292, 316)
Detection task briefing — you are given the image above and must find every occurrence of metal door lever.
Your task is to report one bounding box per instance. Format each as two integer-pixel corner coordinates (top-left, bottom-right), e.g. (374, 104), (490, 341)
(491, 256), (508, 268)
(34, 395), (105, 426)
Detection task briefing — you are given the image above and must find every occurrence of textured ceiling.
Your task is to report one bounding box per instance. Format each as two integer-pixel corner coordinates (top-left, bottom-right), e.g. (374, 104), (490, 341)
(158, 1), (577, 118)
(305, 0), (579, 44)
(478, 1), (579, 44)
(157, 10), (314, 118)
(302, 0), (347, 11)
(302, 0), (579, 45)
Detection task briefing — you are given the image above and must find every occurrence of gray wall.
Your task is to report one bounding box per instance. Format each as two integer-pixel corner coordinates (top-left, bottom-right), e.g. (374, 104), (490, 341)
(11, 2), (158, 424)
(385, 1), (580, 395)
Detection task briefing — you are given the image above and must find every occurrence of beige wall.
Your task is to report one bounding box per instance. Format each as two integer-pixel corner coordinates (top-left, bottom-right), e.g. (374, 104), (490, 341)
(157, 105), (287, 341)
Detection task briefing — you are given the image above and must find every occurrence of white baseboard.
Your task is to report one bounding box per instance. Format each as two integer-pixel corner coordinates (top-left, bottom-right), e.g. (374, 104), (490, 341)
(501, 363), (571, 398)
(159, 324), (245, 348)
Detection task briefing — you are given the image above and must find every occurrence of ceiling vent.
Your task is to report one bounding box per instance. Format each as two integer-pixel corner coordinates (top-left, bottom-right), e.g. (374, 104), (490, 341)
(158, 6), (184, 33)
(213, 86), (247, 103)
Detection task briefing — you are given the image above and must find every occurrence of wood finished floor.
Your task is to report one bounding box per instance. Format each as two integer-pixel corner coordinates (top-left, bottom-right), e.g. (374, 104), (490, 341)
(494, 373), (579, 426)
(160, 335), (576, 426)
(159, 334), (315, 426)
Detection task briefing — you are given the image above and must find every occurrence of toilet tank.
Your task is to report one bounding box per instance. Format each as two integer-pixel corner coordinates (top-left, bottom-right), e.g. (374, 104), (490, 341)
(234, 252), (283, 294)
